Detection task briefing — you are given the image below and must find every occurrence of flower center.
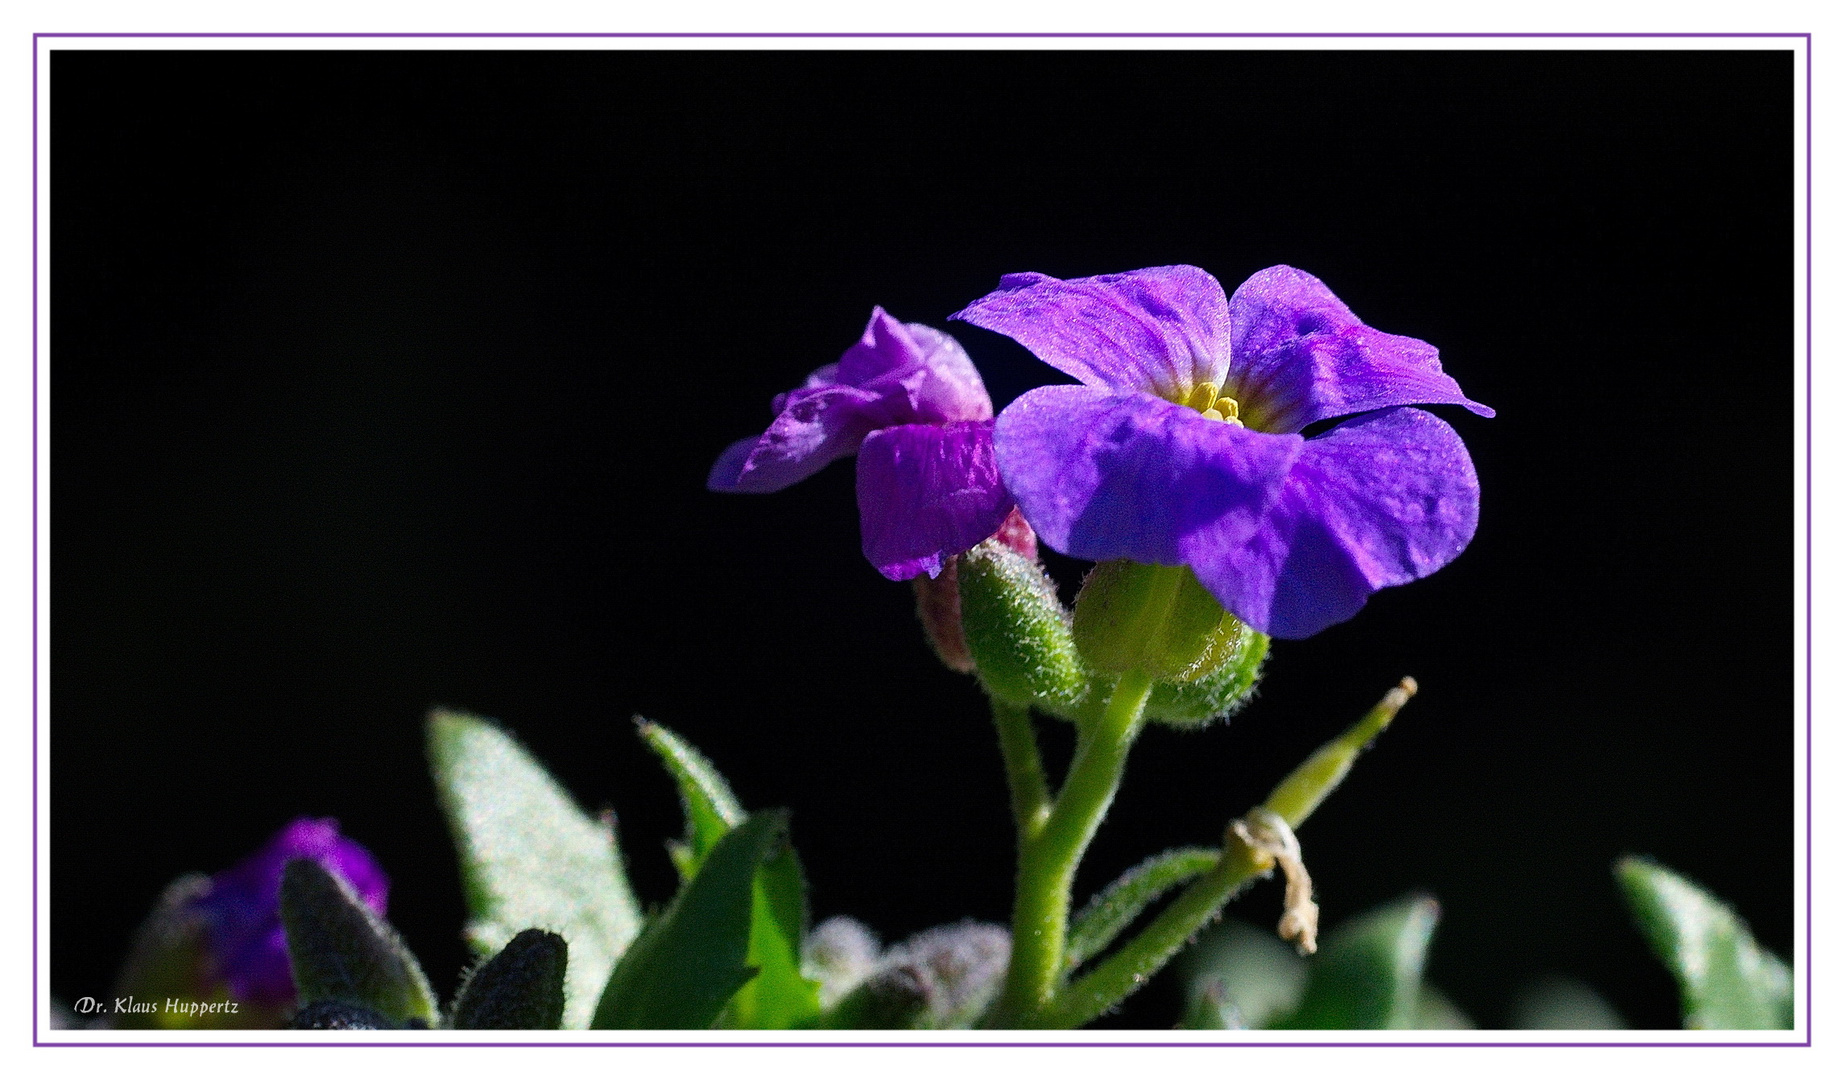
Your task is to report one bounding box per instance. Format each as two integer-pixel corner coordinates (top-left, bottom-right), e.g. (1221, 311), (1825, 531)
(1183, 382), (1243, 426)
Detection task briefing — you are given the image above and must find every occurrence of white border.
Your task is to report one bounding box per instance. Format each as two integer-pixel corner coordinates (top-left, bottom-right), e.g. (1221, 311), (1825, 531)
(23, 29), (1816, 1061)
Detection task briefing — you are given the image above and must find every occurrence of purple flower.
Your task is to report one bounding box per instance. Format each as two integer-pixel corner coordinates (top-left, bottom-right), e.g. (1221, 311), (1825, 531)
(191, 817), (389, 1006)
(955, 265), (1492, 639)
(708, 307), (1017, 581)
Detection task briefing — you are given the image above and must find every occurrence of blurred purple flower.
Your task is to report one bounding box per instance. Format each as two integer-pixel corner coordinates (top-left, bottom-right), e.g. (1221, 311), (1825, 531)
(192, 817), (388, 1006)
(708, 307), (1017, 580)
(955, 265), (1492, 639)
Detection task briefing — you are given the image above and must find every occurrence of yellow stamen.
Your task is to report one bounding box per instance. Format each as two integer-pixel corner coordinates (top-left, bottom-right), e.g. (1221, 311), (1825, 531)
(1200, 408), (1225, 422)
(1184, 382), (1222, 412)
(1214, 397), (1239, 419)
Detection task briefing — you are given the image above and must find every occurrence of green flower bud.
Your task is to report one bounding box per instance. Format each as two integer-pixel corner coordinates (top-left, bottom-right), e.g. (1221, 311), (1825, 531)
(1072, 560), (1244, 681)
(956, 539), (1088, 712)
(1144, 625), (1269, 729)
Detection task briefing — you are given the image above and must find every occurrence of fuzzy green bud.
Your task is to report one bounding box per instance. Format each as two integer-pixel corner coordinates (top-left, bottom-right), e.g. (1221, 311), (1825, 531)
(1072, 561), (1244, 681)
(956, 539), (1088, 712)
(1144, 626), (1269, 729)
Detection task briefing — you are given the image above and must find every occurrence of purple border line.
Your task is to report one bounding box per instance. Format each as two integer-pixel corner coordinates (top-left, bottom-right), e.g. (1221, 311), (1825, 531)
(28, 30), (1813, 38)
(28, 1037), (1816, 1049)
(31, 27), (41, 1050)
(28, 31), (1814, 1039)
(1803, 29), (1814, 1045)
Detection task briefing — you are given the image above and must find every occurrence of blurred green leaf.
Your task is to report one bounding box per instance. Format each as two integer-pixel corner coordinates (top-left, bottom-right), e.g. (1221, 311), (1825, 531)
(592, 810), (791, 1029)
(1067, 847), (1221, 972)
(1178, 919), (1307, 1030)
(1509, 975), (1625, 1029)
(280, 859), (438, 1026)
(1413, 986), (1474, 1029)
(427, 710), (643, 1029)
(1269, 895), (1440, 1029)
(1616, 857), (1792, 1030)
(450, 929), (569, 1030)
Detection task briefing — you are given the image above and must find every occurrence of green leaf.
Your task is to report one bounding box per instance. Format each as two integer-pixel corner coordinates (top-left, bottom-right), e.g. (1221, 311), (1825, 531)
(450, 929), (569, 1030)
(1615, 857), (1793, 1029)
(279, 859), (438, 1026)
(426, 710), (643, 1029)
(1177, 919), (1307, 1030)
(1066, 847), (1221, 972)
(638, 721), (821, 1029)
(728, 846), (824, 1028)
(592, 810), (791, 1029)
(1269, 895), (1440, 1030)
(637, 719), (743, 877)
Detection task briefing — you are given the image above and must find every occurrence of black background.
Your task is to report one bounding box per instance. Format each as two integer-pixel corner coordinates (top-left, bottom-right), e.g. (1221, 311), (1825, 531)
(51, 49), (1794, 1030)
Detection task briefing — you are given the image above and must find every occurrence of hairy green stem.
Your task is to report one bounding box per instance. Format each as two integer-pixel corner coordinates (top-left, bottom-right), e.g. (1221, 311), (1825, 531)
(1039, 677), (1420, 1027)
(1042, 843), (1265, 1029)
(991, 698), (1051, 843)
(986, 670), (1156, 1028)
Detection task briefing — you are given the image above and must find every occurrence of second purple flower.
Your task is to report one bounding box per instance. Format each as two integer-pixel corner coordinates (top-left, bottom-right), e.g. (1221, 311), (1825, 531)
(708, 308), (1016, 581)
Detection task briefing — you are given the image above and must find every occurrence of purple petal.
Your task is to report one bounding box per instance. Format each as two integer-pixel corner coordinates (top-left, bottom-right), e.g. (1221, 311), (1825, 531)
(193, 818), (389, 1005)
(898, 322), (994, 423)
(993, 385), (1303, 566)
(836, 309), (993, 425)
(837, 307), (929, 384)
(855, 421), (1014, 581)
(1188, 407), (1481, 639)
(706, 384), (882, 493)
(954, 266), (1232, 401)
(1226, 266), (1494, 433)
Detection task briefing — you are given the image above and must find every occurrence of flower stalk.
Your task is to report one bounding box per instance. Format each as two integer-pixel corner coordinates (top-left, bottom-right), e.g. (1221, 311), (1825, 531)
(990, 698), (1051, 844)
(986, 676), (1416, 1028)
(986, 669), (1156, 1027)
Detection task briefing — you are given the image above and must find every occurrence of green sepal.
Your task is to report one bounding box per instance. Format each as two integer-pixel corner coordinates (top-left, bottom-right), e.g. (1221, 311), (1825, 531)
(426, 710), (644, 1030)
(1144, 629), (1269, 729)
(1178, 919), (1307, 1030)
(1268, 895), (1440, 1030)
(450, 929), (569, 1030)
(1071, 561), (1240, 680)
(1065, 847), (1221, 972)
(279, 858), (439, 1026)
(956, 539), (1088, 714)
(638, 722), (822, 1028)
(1615, 857), (1793, 1029)
(592, 810), (792, 1029)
